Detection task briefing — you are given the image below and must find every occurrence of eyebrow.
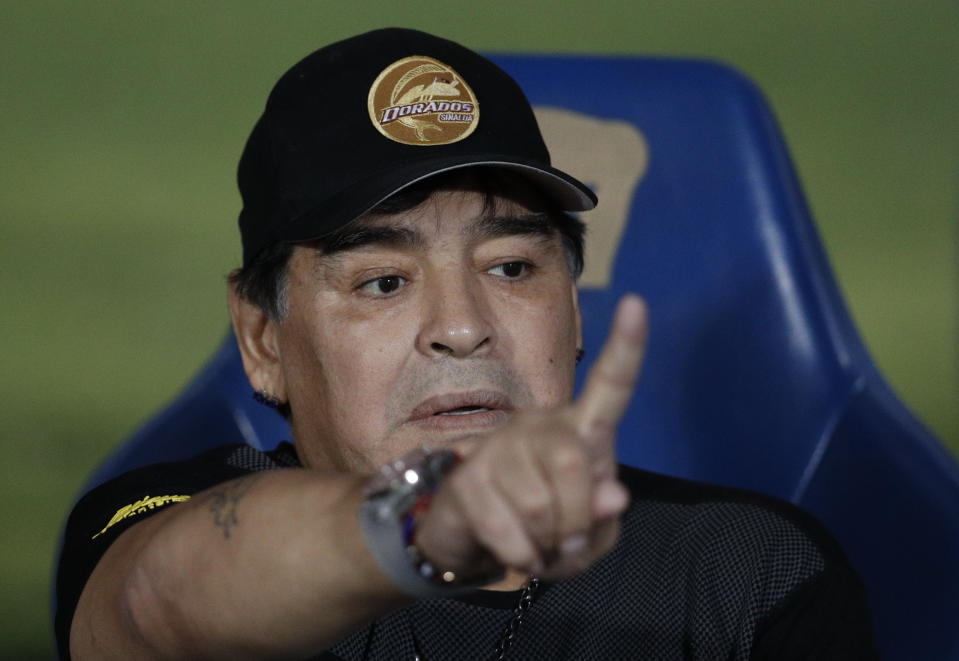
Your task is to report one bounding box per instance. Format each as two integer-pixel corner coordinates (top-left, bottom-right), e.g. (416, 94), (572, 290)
(465, 212), (558, 243)
(317, 225), (424, 256)
(316, 211), (558, 258)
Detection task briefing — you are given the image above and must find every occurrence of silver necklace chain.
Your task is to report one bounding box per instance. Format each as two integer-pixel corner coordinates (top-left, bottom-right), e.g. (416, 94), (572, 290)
(491, 576), (540, 661)
(411, 576), (540, 661)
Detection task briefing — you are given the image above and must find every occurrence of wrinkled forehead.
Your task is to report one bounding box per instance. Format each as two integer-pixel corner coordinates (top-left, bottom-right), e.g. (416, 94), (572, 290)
(363, 188), (539, 234)
(325, 204), (559, 269)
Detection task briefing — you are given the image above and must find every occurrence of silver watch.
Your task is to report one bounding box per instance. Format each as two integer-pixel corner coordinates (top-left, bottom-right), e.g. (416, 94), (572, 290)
(358, 446), (496, 597)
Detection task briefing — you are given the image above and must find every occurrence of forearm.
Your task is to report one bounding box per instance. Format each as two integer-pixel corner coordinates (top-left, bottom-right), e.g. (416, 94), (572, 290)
(71, 469), (412, 660)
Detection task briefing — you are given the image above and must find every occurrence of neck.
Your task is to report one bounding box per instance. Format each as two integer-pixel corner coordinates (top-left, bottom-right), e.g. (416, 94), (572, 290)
(484, 568), (531, 592)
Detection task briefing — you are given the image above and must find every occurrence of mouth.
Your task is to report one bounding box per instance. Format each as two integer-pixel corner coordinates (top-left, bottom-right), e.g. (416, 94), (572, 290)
(408, 391), (513, 429)
(435, 405), (491, 416)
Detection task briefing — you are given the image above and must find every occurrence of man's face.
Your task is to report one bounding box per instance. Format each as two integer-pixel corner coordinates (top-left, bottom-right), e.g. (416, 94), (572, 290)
(270, 181), (582, 472)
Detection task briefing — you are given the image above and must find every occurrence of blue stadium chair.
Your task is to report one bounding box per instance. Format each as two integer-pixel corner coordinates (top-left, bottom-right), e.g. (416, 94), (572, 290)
(64, 56), (959, 660)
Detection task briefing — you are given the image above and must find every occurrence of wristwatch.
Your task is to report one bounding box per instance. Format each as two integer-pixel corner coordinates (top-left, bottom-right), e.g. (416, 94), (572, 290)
(359, 446), (500, 597)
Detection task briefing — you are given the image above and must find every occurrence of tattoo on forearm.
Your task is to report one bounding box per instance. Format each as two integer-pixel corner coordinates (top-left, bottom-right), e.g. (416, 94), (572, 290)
(208, 475), (262, 539)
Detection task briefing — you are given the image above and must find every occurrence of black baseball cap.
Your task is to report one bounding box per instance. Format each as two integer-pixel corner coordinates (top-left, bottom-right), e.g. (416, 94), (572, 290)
(237, 27), (597, 266)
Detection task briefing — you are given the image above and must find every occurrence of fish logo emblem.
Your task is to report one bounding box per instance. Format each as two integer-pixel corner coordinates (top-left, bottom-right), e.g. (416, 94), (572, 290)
(368, 56), (479, 145)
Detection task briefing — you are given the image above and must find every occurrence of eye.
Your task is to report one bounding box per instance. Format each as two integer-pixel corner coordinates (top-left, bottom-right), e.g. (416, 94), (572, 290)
(488, 261), (530, 278)
(359, 275), (406, 296)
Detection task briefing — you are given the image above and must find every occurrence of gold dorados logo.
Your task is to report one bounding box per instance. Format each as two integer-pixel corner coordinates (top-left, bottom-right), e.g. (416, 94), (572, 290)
(368, 56), (479, 145)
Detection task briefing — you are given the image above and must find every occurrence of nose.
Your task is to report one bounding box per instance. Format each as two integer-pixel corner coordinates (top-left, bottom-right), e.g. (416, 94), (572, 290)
(416, 273), (496, 359)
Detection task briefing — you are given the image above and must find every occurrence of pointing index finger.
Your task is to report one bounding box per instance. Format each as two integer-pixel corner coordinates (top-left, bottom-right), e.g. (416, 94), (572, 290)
(574, 294), (648, 437)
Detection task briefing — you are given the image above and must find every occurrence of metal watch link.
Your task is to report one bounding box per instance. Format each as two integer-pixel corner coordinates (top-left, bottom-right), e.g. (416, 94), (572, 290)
(358, 446), (498, 597)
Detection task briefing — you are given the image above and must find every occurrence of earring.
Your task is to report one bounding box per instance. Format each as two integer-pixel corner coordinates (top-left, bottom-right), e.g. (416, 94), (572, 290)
(252, 389), (280, 409)
(575, 348), (585, 365)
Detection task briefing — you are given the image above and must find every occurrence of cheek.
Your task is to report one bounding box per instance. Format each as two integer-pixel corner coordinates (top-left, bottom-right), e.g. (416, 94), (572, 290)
(509, 294), (579, 405)
(304, 312), (411, 424)
(282, 315), (413, 471)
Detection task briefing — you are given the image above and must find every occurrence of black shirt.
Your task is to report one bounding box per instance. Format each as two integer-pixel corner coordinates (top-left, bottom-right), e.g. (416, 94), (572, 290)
(56, 443), (878, 660)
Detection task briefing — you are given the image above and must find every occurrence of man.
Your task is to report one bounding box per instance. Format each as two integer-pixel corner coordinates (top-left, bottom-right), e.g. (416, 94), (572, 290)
(56, 28), (878, 659)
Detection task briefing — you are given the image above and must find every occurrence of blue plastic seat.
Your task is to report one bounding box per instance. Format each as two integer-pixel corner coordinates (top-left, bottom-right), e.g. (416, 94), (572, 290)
(67, 55), (959, 660)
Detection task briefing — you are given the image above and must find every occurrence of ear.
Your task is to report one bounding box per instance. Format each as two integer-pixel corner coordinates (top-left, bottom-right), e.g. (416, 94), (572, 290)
(227, 278), (287, 403)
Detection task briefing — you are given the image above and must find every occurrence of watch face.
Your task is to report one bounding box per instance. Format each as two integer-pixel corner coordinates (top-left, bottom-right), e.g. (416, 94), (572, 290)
(364, 447), (429, 496)
(419, 449), (460, 490)
(363, 447), (459, 497)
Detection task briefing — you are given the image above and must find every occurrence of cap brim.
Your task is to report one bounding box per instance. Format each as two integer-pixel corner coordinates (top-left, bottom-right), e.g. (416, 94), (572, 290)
(281, 154), (596, 245)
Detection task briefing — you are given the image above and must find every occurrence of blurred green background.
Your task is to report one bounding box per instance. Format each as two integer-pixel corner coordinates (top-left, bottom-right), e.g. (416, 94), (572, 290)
(2, 1), (957, 656)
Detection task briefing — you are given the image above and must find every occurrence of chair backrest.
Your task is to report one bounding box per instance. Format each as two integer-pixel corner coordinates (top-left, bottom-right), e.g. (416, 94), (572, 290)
(70, 55), (959, 660)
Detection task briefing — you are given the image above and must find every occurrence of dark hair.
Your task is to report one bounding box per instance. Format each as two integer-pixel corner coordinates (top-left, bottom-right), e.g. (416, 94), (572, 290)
(229, 169), (586, 321)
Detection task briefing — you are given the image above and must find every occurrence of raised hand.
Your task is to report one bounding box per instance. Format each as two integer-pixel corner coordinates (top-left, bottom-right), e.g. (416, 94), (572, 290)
(416, 294), (648, 580)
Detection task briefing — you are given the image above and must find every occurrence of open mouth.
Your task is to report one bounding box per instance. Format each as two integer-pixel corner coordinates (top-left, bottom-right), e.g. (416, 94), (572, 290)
(409, 391), (512, 423)
(436, 406), (491, 416)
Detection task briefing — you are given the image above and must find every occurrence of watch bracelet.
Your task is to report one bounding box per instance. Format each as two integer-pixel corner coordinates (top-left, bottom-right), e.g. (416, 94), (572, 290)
(359, 447), (500, 597)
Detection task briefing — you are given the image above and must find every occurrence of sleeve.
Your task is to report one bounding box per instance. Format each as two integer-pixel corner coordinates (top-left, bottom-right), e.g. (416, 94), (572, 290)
(54, 444), (258, 660)
(749, 558), (881, 660)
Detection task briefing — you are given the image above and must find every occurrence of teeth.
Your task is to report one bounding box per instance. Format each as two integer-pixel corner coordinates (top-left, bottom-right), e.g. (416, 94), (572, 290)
(438, 407), (490, 416)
